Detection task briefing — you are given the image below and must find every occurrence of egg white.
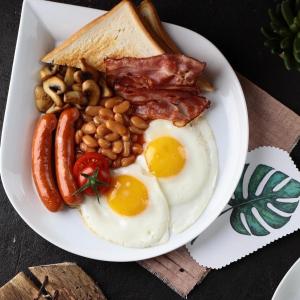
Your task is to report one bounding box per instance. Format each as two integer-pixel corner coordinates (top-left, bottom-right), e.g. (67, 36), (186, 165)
(139, 117), (218, 233)
(80, 163), (169, 248)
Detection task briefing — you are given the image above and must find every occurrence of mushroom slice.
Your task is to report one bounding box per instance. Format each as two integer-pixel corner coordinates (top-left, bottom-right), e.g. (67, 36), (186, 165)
(43, 76), (67, 107)
(82, 80), (101, 106)
(58, 65), (67, 76)
(74, 104), (84, 110)
(73, 70), (93, 84)
(79, 58), (99, 81)
(64, 91), (87, 105)
(46, 103), (69, 114)
(98, 77), (113, 98)
(39, 64), (59, 81)
(34, 86), (53, 112)
(56, 73), (65, 81)
(64, 67), (75, 86)
(72, 83), (82, 92)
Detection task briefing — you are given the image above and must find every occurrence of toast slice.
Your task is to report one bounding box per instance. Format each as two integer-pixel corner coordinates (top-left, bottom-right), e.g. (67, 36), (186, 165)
(138, 0), (180, 53)
(42, 0), (166, 71)
(138, 0), (214, 92)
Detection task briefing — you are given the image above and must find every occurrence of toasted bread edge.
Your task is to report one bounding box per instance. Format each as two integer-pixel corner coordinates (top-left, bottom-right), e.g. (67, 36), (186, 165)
(138, 0), (181, 53)
(42, 0), (166, 67)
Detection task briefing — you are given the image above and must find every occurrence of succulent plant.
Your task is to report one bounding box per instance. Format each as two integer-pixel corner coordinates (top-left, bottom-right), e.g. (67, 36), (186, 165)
(261, 0), (300, 71)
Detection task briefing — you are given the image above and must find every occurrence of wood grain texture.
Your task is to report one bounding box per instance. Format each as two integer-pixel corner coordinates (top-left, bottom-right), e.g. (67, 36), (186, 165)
(139, 247), (210, 297)
(0, 272), (39, 300)
(29, 262), (106, 300)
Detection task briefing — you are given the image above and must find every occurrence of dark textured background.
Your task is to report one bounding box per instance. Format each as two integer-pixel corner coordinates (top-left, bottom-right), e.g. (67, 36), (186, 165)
(0, 1), (300, 299)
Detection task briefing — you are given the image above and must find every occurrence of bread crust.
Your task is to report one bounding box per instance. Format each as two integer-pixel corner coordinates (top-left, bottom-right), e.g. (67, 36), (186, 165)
(42, 0), (165, 70)
(138, 0), (181, 53)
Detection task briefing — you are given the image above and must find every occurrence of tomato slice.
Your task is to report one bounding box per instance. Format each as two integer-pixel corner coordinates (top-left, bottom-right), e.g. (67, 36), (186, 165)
(73, 153), (111, 196)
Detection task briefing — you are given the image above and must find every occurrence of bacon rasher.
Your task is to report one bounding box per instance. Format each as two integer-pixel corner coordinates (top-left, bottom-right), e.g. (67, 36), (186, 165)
(105, 54), (210, 125)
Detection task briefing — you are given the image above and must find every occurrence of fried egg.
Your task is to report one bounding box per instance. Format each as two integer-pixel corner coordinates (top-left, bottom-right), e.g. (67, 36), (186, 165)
(80, 163), (169, 248)
(139, 117), (218, 233)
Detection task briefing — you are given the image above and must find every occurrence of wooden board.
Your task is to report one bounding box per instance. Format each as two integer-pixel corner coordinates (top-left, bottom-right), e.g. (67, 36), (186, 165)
(0, 272), (39, 300)
(0, 262), (107, 300)
(29, 262), (106, 300)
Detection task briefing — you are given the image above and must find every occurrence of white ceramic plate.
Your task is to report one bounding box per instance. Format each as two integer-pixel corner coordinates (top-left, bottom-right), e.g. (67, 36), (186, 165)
(272, 258), (300, 300)
(0, 0), (248, 261)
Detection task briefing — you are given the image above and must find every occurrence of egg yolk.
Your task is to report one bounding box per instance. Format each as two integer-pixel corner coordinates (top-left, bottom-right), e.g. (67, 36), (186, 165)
(107, 175), (148, 216)
(145, 136), (186, 177)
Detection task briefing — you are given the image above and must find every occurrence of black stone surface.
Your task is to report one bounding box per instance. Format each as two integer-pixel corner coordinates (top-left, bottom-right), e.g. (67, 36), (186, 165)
(0, 1), (299, 299)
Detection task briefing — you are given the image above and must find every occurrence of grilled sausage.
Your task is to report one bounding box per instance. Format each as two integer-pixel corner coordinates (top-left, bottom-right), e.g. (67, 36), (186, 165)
(55, 107), (82, 206)
(32, 114), (64, 212)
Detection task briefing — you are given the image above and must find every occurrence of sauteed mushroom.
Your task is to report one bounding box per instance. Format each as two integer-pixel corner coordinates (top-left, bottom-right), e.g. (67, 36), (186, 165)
(79, 58), (99, 81)
(74, 104), (84, 110)
(59, 65), (67, 76)
(73, 70), (92, 84)
(43, 76), (66, 107)
(46, 103), (69, 114)
(64, 67), (75, 86)
(82, 80), (101, 105)
(56, 73), (64, 81)
(99, 77), (113, 98)
(39, 64), (59, 81)
(34, 86), (53, 112)
(72, 83), (82, 92)
(64, 91), (87, 105)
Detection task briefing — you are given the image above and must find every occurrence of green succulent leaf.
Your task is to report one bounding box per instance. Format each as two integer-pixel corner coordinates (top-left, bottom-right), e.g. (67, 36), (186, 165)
(282, 0), (296, 29)
(291, 17), (300, 31)
(270, 21), (288, 35)
(261, 26), (277, 39)
(294, 32), (300, 53)
(264, 39), (281, 54)
(227, 164), (300, 236)
(262, 0), (300, 71)
(276, 3), (283, 16)
(269, 8), (286, 27)
(281, 36), (293, 49)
